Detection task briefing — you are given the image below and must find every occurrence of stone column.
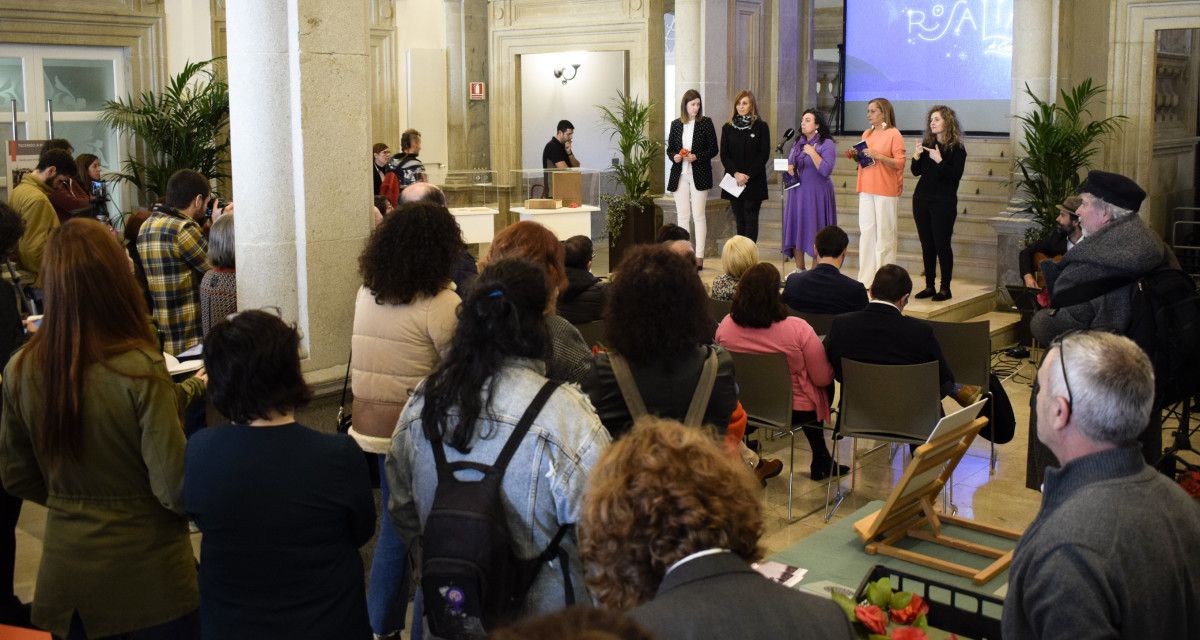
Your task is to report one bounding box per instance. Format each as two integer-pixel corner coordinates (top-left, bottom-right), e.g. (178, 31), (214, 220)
(674, 0), (702, 97)
(1009, 0), (1057, 145)
(225, 0), (371, 381)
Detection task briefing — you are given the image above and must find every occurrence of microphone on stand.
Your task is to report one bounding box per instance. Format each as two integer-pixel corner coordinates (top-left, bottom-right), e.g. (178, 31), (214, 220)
(775, 128), (796, 153)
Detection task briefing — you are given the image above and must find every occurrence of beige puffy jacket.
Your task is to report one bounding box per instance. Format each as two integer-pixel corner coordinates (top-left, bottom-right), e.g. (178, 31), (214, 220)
(349, 285), (460, 453)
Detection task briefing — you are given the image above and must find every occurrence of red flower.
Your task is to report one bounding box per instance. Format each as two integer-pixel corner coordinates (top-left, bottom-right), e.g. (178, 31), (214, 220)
(855, 605), (888, 635)
(890, 593), (929, 625)
(844, 148), (858, 160)
(891, 628), (927, 640)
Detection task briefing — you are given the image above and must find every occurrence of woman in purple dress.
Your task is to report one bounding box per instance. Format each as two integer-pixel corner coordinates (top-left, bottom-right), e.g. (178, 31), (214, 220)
(783, 109), (837, 270)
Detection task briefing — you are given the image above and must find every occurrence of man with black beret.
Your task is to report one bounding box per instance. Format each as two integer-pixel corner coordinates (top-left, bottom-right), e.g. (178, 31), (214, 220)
(1026, 170), (1181, 489)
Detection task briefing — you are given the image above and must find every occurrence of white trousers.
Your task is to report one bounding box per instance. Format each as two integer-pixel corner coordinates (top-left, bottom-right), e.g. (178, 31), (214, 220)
(672, 169), (709, 258)
(857, 192), (899, 283)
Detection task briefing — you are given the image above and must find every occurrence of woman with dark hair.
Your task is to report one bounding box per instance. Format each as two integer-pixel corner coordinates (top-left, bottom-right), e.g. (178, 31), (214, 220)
(372, 142), (391, 195)
(387, 258), (608, 628)
(579, 418), (855, 639)
(185, 310), (373, 639)
(853, 97), (906, 282)
(783, 109), (837, 271)
(351, 200), (463, 639)
(667, 89), (719, 266)
(719, 90), (771, 242)
(911, 105), (967, 300)
(0, 203), (27, 626)
(584, 244), (737, 440)
(486, 220), (592, 384)
(714, 262), (846, 480)
(0, 219), (206, 639)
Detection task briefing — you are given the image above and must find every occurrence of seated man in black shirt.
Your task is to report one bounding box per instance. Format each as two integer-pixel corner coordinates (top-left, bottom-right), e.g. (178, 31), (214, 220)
(782, 225), (868, 315)
(1019, 195), (1083, 288)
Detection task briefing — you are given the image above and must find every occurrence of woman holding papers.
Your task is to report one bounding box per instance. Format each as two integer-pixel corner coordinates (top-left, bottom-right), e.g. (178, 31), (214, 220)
(852, 97), (906, 282)
(667, 89), (719, 267)
(719, 90), (771, 242)
(783, 109), (838, 271)
(0, 219), (206, 638)
(910, 105), (967, 301)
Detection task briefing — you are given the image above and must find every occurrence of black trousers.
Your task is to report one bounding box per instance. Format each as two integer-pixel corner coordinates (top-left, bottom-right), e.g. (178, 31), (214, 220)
(729, 199), (763, 242)
(912, 198), (958, 289)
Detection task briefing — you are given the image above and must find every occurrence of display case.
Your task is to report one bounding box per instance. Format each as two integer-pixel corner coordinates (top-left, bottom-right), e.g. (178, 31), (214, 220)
(506, 168), (615, 240)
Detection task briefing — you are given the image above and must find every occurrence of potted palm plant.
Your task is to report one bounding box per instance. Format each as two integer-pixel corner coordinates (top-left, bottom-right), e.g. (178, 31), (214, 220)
(1013, 79), (1124, 244)
(100, 58), (230, 204)
(597, 90), (662, 267)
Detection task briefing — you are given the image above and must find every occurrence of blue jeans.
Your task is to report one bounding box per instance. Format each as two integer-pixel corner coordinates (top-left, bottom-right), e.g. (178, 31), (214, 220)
(368, 455), (414, 637)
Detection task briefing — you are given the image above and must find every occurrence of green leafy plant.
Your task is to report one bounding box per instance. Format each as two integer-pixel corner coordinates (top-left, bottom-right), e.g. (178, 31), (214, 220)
(100, 58), (230, 203)
(596, 90), (662, 239)
(1013, 79), (1124, 244)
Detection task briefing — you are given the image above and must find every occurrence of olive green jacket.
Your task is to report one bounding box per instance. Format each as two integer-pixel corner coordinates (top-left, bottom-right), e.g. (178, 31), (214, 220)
(8, 174), (59, 288)
(0, 346), (204, 637)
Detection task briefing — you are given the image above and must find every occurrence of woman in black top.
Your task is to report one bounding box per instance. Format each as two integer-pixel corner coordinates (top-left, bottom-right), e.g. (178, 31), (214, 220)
(719, 90), (771, 242)
(910, 105), (967, 301)
(185, 311), (374, 639)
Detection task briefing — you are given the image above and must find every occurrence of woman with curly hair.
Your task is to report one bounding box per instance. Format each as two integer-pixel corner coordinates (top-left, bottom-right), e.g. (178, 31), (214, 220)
(386, 258), (609, 630)
(579, 418), (854, 639)
(486, 220), (592, 384)
(583, 244), (737, 440)
(910, 105), (967, 300)
(351, 200), (464, 640)
(714, 262), (847, 481)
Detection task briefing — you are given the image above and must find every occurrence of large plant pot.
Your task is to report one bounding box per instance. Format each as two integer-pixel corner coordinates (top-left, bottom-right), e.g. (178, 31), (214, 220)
(608, 203), (656, 270)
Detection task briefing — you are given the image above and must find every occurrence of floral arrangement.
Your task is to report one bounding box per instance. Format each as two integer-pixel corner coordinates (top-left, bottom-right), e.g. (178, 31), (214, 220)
(832, 577), (956, 640)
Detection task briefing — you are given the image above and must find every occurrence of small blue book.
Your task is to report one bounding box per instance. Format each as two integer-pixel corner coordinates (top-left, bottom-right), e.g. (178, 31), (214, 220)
(852, 141), (875, 168)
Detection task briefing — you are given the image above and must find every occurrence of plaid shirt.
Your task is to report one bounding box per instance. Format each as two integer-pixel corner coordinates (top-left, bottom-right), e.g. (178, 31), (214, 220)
(137, 205), (211, 354)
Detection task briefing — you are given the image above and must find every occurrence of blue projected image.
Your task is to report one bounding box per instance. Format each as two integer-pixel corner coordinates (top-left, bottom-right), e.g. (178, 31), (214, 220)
(844, 0), (1013, 103)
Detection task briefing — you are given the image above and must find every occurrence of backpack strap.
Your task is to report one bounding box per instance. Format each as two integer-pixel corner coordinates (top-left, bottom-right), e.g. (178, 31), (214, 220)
(534, 524), (577, 606)
(608, 353), (649, 420)
(682, 349), (719, 428)
(430, 380), (561, 479)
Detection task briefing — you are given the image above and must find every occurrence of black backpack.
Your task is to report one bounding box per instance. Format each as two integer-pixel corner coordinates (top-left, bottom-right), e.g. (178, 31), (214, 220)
(420, 380), (574, 639)
(1051, 266), (1200, 407)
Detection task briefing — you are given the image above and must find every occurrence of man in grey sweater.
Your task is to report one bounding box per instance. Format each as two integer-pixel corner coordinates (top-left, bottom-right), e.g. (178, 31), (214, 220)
(1004, 331), (1200, 640)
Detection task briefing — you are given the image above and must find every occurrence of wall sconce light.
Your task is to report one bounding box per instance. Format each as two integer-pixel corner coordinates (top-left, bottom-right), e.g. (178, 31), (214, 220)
(553, 63), (581, 85)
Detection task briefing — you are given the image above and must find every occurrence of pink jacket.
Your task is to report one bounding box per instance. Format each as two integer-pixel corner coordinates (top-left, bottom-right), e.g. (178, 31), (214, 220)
(714, 315), (834, 421)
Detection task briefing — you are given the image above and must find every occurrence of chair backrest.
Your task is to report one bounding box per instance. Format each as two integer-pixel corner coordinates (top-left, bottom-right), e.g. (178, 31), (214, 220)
(728, 351), (793, 429)
(707, 297), (731, 323)
(789, 309), (836, 336)
(840, 359), (942, 443)
(926, 319), (990, 388)
(574, 320), (604, 348)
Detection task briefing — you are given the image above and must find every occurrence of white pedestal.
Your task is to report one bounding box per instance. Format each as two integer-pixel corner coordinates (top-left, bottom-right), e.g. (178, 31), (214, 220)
(448, 206), (498, 244)
(510, 205), (600, 240)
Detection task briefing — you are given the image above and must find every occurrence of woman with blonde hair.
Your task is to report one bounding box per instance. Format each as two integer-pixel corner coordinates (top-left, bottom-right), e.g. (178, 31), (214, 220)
(0, 219), (206, 638)
(710, 235), (758, 301)
(667, 89), (719, 266)
(910, 105), (967, 300)
(719, 90), (771, 242)
(852, 97), (906, 282)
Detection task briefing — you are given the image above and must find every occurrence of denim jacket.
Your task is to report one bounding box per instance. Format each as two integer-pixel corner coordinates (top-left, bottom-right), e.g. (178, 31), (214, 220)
(385, 358), (609, 614)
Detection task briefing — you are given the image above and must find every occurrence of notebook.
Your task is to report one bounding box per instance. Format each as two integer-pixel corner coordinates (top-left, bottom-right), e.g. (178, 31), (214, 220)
(925, 398), (988, 444)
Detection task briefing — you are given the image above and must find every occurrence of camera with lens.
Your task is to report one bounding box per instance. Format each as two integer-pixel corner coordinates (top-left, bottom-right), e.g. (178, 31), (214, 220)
(205, 192), (228, 218)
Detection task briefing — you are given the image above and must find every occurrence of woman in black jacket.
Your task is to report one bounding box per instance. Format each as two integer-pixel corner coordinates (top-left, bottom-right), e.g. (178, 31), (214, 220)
(667, 89), (719, 266)
(719, 90), (771, 242)
(910, 105), (967, 300)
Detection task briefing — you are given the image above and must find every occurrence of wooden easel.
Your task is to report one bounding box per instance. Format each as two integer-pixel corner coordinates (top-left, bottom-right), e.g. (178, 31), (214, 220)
(852, 417), (1023, 585)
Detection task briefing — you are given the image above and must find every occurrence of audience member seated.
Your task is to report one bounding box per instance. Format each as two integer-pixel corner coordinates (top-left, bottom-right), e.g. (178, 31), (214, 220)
(716, 262), (847, 481)
(558, 235), (607, 325)
(584, 245), (737, 440)
(656, 222), (691, 244)
(710, 234), (756, 301)
(0, 219), (206, 639)
(579, 418), (856, 640)
(492, 606), (654, 640)
(137, 169), (214, 355)
(0, 203), (28, 627)
(824, 264), (979, 405)
(350, 200), (462, 639)
(387, 259), (609, 628)
(782, 225), (868, 315)
(1018, 195), (1082, 289)
(11, 149), (73, 289)
(486, 221), (592, 384)
(400, 182), (478, 293)
(1004, 331), (1200, 639)
(199, 212), (236, 337)
(185, 310), (373, 640)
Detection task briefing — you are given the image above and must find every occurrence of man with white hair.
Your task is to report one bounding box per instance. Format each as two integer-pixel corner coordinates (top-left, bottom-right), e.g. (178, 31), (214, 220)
(1004, 331), (1200, 640)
